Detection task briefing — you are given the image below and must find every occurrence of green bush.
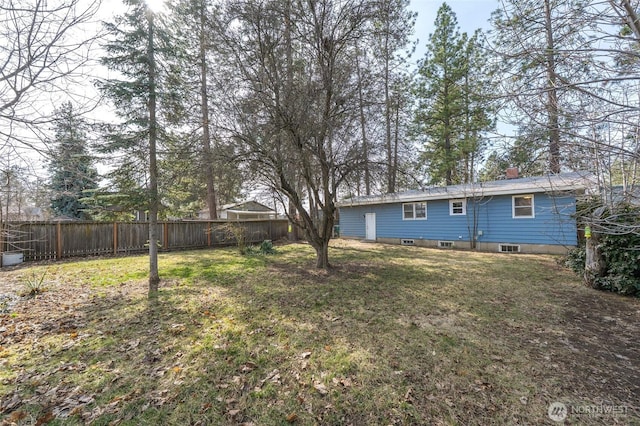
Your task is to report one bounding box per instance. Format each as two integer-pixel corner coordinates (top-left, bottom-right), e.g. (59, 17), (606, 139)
(569, 202), (640, 297)
(564, 245), (585, 275)
(596, 230), (640, 295)
(259, 239), (275, 255)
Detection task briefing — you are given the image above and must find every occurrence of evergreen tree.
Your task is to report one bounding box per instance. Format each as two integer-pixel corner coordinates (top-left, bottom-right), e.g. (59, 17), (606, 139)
(47, 102), (98, 219)
(414, 3), (493, 185)
(98, 0), (177, 292)
(489, 0), (591, 174)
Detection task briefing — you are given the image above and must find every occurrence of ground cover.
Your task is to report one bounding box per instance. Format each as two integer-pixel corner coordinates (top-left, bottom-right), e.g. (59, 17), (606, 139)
(1, 240), (639, 425)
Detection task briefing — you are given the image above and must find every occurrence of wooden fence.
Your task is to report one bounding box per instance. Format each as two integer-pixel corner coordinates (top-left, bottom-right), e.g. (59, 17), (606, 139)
(0, 219), (289, 263)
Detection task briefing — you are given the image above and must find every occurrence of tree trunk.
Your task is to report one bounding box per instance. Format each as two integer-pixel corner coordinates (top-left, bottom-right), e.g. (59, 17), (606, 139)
(393, 95), (400, 189)
(200, 0), (218, 220)
(383, 14), (394, 193)
(355, 49), (370, 195)
(584, 228), (605, 289)
(314, 239), (330, 269)
(147, 8), (160, 293)
(544, 0), (561, 174)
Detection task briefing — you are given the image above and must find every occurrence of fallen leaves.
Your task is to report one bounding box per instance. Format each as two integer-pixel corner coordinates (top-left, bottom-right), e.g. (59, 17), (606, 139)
(169, 323), (186, 335)
(34, 411), (55, 425)
(331, 376), (353, 388)
(5, 410), (27, 423)
(261, 369), (282, 386)
(312, 381), (328, 395)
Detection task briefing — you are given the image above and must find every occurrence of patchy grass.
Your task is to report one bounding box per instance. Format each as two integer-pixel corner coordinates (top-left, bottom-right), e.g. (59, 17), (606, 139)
(1, 240), (639, 425)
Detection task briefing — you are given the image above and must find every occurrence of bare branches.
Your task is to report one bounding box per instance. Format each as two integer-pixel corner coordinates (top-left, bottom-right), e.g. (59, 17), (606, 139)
(0, 0), (101, 150)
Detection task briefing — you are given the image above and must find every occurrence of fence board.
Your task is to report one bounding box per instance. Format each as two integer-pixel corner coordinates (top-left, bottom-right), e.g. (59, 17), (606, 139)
(1, 219), (289, 264)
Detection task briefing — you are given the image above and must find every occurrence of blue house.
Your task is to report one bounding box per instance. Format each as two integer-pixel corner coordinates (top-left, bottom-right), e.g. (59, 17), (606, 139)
(337, 172), (594, 254)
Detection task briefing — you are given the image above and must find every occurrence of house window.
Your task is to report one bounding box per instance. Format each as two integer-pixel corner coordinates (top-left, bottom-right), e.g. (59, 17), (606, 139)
(402, 202), (427, 220)
(499, 244), (521, 253)
(513, 195), (534, 218)
(449, 199), (466, 216)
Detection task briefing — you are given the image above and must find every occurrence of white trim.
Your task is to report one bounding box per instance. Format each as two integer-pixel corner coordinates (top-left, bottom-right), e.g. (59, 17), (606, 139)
(402, 202), (427, 220)
(512, 194), (535, 218)
(449, 199), (466, 216)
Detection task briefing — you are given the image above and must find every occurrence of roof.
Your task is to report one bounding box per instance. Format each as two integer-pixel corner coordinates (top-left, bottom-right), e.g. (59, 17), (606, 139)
(221, 200), (275, 213)
(338, 172), (596, 207)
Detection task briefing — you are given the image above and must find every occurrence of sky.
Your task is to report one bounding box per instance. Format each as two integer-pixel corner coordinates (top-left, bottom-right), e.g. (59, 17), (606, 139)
(3, 0), (503, 177)
(409, 0), (499, 61)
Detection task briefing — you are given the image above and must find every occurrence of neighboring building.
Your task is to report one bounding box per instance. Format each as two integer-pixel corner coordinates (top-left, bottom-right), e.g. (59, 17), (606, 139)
(3, 205), (49, 221)
(337, 172), (595, 254)
(205, 200), (277, 220)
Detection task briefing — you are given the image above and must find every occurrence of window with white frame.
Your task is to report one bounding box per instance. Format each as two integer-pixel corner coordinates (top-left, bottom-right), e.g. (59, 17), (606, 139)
(512, 194), (534, 218)
(449, 199), (466, 215)
(402, 202), (427, 220)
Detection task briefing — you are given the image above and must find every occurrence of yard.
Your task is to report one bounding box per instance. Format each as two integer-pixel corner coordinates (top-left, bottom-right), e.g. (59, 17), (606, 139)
(0, 240), (639, 425)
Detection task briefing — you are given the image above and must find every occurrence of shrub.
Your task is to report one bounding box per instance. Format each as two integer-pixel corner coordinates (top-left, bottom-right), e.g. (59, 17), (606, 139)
(570, 202), (640, 297)
(564, 245), (585, 275)
(259, 239), (275, 255)
(596, 230), (640, 296)
(218, 223), (249, 255)
(21, 269), (49, 297)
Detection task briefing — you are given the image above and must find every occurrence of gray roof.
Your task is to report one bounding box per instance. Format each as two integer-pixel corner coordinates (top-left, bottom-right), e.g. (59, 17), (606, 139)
(338, 172), (596, 207)
(221, 200), (275, 212)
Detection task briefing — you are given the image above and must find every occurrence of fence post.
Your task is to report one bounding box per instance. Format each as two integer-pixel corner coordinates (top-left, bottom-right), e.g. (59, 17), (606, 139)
(207, 221), (212, 247)
(56, 222), (62, 260)
(163, 222), (169, 250)
(113, 222), (118, 255)
(0, 222), (4, 267)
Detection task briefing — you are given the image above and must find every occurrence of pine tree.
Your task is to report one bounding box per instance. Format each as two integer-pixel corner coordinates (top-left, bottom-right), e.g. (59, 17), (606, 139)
(48, 102), (98, 219)
(98, 0), (176, 292)
(489, 0), (590, 174)
(414, 3), (493, 185)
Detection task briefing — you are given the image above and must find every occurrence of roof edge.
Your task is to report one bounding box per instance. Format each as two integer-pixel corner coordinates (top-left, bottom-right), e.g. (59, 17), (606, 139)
(337, 172), (596, 207)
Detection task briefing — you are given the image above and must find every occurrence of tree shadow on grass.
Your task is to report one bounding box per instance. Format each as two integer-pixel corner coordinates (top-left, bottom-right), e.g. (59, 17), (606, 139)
(3, 242), (640, 424)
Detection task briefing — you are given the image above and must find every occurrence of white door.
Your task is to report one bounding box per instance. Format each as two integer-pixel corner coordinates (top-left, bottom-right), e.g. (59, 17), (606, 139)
(365, 213), (376, 241)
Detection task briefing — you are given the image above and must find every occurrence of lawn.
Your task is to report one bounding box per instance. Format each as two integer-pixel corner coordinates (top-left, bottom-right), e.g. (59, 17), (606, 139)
(1, 240), (639, 425)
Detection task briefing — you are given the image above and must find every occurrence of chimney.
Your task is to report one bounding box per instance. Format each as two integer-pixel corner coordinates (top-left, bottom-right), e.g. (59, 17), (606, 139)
(506, 167), (519, 179)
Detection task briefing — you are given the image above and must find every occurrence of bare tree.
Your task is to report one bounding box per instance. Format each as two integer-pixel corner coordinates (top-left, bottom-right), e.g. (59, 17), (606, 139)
(220, 0), (373, 268)
(490, 0), (640, 288)
(0, 0), (101, 148)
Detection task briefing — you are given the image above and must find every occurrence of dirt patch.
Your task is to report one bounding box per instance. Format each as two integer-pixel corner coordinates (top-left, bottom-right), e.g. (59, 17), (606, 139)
(497, 286), (640, 419)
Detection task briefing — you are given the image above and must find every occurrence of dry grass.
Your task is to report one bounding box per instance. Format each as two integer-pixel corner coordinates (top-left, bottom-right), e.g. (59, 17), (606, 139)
(1, 240), (639, 425)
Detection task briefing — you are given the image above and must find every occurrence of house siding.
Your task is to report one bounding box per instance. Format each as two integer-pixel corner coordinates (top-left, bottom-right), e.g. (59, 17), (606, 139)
(338, 192), (577, 247)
